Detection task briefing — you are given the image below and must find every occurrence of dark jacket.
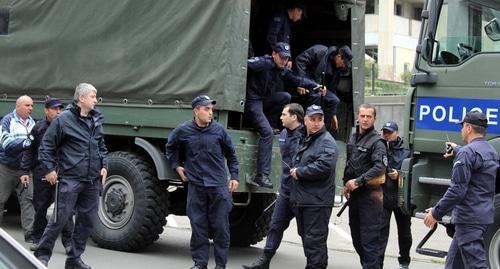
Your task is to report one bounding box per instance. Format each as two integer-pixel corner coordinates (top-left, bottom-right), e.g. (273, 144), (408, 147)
(38, 103), (108, 182)
(295, 45), (343, 93)
(166, 120), (239, 187)
(19, 119), (51, 178)
(246, 55), (318, 100)
(382, 136), (411, 209)
(267, 11), (291, 50)
(344, 127), (387, 187)
(432, 138), (499, 224)
(290, 127), (337, 207)
(278, 125), (305, 197)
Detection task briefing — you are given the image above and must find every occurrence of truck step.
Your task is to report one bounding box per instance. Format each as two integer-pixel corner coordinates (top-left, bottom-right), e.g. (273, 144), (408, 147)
(415, 220), (448, 258)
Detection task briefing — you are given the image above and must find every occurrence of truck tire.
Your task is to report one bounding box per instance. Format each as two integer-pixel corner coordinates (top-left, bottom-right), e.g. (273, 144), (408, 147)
(229, 193), (276, 247)
(485, 195), (500, 269)
(91, 151), (168, 251)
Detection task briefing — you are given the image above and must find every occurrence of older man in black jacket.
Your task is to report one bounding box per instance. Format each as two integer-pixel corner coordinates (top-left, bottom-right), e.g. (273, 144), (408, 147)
(34, 83), (108, 269)
(290, 105), (337, 269)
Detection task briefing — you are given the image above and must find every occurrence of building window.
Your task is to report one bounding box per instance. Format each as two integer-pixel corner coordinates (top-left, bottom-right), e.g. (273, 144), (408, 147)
(0, 8), (9, 35)
(413, 7), (423, 20)
(395, 3), (403, 16)
(366, 0), (375, 14)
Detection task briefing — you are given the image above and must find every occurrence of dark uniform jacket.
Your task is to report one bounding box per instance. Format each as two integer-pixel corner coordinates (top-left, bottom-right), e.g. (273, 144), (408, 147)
(382, 136), (411, 209)
(166, 120), (239, 187)
(290, 127), (337, 207)
(432, 138), (499, 224)
(267, 11), (291, 50)
(19, 119), (51, 178)
(344, 127), (387, 186)
(278, 125), (305, 197)
(246, 55), (318, 101)
(295, 45), (342, 93)
(39, 103), (108, 182)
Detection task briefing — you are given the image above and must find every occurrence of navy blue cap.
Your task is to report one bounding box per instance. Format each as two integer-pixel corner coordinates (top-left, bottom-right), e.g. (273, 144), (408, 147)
(191, 95), (216, 108)
(274, 42), (291, 58)
(339, 45), (352, 70)
(45, 98), (64, 109)
(459, 110), (488, 128)
(381, 121), (399, 132)
(305, 105), (324, 116)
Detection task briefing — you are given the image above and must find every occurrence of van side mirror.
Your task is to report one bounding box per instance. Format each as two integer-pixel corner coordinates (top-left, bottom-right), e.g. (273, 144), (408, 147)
(485, 18), (500, 41)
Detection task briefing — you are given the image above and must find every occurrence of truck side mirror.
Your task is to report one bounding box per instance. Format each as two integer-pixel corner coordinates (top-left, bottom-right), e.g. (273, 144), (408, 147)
(485, 18), (500, 41)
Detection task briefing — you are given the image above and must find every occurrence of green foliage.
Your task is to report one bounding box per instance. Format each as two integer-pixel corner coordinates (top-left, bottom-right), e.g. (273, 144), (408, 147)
(400, 70), (412, 84)
(365, 79), (410, 96)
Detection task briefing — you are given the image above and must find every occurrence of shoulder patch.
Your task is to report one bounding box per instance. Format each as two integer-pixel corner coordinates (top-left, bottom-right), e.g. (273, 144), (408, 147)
(383, 155), (388, 166)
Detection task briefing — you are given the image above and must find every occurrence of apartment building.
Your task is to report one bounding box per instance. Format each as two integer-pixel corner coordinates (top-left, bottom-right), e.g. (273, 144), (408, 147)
(365, 0), (425, 81)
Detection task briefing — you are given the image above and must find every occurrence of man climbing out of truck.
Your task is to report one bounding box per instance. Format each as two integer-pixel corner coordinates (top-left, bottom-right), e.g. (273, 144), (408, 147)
(424, 111), (499, 269)
(245, 42), (321, 189)
(294, 45), (352, 131)
(166, 95), (239, 269)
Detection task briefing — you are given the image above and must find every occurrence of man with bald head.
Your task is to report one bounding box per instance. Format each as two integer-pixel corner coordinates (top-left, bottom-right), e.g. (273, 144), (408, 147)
(0, 95), (36, 242)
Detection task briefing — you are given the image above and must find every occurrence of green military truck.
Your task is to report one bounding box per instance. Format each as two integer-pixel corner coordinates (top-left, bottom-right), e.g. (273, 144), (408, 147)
(402, 0), (500, 266)
(0, 0), (365, 251)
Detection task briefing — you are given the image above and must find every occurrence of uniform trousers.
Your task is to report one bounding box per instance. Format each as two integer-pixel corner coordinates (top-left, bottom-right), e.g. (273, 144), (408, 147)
(263, 193), (295, 255)
(187, 183), (233, 267)
(348, 186), (383, 269)
(245, 91), (291, 176)
(296, 206), (333, 269)
(35, 179), (100, 262)
(445, 223), (489, 269)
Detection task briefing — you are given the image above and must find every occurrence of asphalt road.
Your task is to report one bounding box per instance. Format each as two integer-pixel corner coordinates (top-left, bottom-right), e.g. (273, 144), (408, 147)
(2, 203), (451, 269)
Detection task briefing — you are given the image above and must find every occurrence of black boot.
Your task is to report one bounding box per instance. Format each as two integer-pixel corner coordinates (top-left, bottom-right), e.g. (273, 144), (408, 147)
(241, 253), (273, 269)
(246, 175), (273, 189)
(65, 258), (91, 269)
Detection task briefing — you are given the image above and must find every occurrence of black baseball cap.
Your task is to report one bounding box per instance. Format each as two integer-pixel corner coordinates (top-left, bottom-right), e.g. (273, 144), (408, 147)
(305, 105), (324, 116)
(45, 98), (64, 109)
(191, 95), (216, 108)
(274, 42), (291, 58)
(381, 121), (398, 132)
(459, 111), (488, 128)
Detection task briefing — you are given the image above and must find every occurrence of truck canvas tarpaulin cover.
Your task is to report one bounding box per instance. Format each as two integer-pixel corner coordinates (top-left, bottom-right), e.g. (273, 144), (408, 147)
(0, 0), (249, 112)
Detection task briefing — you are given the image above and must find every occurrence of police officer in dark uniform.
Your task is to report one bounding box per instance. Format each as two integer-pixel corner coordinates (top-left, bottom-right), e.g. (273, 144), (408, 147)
(266, 2), (304, 53)
(242, 103), (305, 269)
(166, 95), (239, 269)
(290, 105), (337, 269)
(295, 45), (352, 131)
(378, 121), (412, 269)
(19, 98), (73, 253)
(343, 103), (387, 269)
(34, 83), (108, 269)
(424, 111), (499, 269)
(245, 42), (321, 189)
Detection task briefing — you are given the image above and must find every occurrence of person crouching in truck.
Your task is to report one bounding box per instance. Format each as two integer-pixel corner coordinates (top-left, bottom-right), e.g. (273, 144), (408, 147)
(294, 45), (352, 131)
(289, 105), (337, 269)
(424, 111), (499, 269)
(245, 42), (322, 189)
(343, 103), (387, 269)
(166, 95), (239, 269)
